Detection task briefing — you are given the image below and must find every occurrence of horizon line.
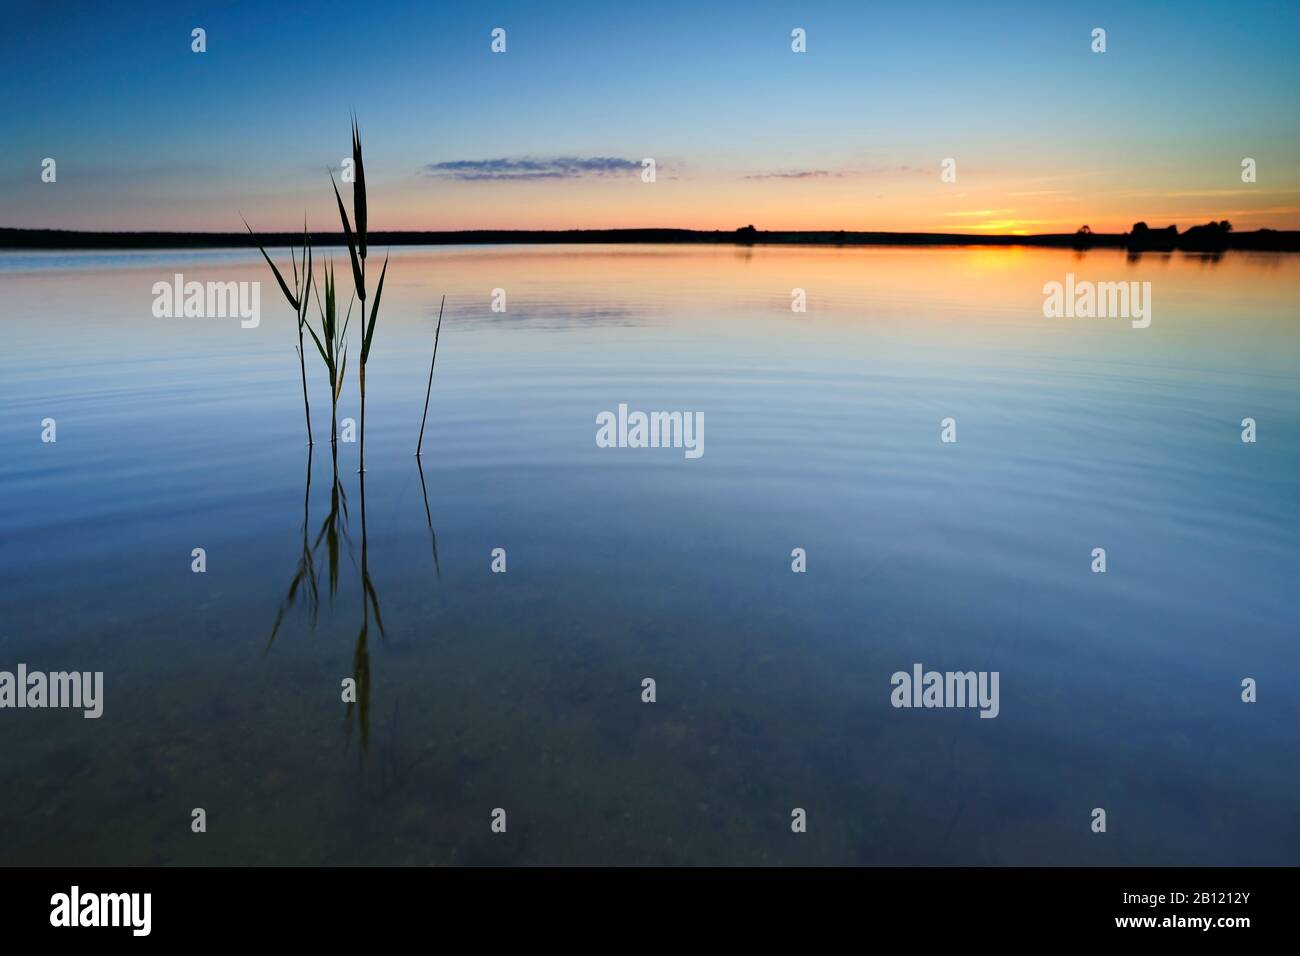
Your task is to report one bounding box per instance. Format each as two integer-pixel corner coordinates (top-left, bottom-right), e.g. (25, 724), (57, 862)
(3, 224), (1298, 253)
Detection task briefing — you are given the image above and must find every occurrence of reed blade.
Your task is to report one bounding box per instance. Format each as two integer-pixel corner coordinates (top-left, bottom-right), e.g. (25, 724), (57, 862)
(361, 253), (389, 364)
(242, 216), (299, 311)
(304, 319), (330, 368)
(341, 291), (355, 342)
(330, 173), (364, 298)
(301, 235), (314, 328)
(352, 116), (367, 261)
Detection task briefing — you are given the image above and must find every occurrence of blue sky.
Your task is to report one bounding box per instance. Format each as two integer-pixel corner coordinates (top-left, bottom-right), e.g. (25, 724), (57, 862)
(3, 0), (1298, 231)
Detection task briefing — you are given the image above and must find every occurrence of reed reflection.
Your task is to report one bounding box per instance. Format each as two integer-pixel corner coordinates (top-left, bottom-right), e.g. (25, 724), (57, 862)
(263, 443), (381, 753)
(416, 455), (441, 583)
(266, 445), (321, 651)
(264, 394), (450, 758)
(346, 470), (385, 755)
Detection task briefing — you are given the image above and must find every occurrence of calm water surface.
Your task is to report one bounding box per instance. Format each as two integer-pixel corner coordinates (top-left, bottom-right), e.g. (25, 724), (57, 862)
(0, 244), (1296, 865)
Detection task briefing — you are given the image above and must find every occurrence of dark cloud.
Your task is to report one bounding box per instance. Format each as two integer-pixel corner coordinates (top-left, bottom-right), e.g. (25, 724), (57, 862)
(743, 169), (837, 180)
(743, 165), (923, 181)
(422, 156), (642, 181)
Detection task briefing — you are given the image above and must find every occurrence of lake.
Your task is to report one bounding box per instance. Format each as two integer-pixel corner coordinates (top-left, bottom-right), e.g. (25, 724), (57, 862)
(0, 243), (1295, 865)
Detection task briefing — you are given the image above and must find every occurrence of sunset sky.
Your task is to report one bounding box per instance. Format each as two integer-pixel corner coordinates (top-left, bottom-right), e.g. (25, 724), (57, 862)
(3, 0), (1299, 234)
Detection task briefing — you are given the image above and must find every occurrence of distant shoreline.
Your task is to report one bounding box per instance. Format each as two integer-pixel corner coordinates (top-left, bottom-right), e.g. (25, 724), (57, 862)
(3, 226), (1298, 252)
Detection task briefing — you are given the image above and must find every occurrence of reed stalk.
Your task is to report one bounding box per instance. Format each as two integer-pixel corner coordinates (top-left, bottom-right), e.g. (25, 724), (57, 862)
(244, 217), (313, 444)
(330, 117), (387, 473)
(304, 261), (353, 448)
(416, 295), (445, 457)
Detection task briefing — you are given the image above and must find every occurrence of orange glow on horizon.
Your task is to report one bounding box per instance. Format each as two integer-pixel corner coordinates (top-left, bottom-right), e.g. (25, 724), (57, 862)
(350, 171), (1300, 236)
(17, 167), (1299, 236)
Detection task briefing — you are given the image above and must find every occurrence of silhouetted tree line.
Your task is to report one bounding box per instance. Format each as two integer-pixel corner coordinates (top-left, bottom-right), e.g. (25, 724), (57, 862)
(1074, 219), (1247, 251)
